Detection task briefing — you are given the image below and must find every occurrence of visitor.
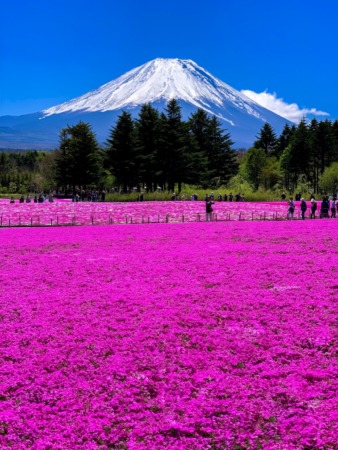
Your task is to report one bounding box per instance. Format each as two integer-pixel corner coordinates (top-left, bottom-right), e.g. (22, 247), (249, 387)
(209, 192), (214, 201)
(205, 196), (214, 222)
(229, 193), (233, 202)
(320, 196), (329, 218)
(223, 193), (228, 201)
(10, 197), (15, 204)
(101, 190), (106, 202)
(300, 198), (307, 220)
(330, 197), (337, 218)
(281, 191), (286, 200)
(310, 198), (317, 219)
(217, 193), (222, 201)
(235, 193), (241, 202)
(295, 192), (301, 201)
(287, 197), (295, 219)
(26, 195), (31, 203)
(19, 195), (25, 203)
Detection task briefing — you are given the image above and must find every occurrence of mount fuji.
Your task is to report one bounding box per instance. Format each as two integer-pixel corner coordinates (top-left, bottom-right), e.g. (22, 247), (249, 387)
(0, 58), (291, 149)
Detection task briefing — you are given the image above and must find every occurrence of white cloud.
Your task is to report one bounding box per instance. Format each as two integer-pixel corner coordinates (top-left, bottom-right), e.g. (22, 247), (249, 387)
(240, 89), (329, 123)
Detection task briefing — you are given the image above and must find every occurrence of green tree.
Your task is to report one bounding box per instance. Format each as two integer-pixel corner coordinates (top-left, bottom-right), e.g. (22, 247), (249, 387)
(331, 120), (338, 161)
(260, 157), (282, 190)
(36, 150), (58, 191)
(286, 118), (310, 185)
(254, 122), (278, 156)
(56, 122), (101, 190)
(279, 145), (292, 191)
(206, 115), (238, 186)
(245, 147), (267, 190)
(135, 103), (161, 191)
(156, 99), (187, 192)
(106, 112), (137, 191)
(276, 123), (295, 158)
(186, 108), (210, 185)
(319, 162), (338, 194)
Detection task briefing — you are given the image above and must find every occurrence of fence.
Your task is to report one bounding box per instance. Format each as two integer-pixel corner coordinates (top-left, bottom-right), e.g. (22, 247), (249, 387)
(0, 210), (333, 227)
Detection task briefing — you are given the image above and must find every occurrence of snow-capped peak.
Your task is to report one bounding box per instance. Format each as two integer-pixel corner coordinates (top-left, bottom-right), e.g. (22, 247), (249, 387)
(42, 58), (261, 120)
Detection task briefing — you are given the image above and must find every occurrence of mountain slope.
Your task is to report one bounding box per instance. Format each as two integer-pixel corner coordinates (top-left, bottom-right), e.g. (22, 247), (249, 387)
(0, 58), (291, 149)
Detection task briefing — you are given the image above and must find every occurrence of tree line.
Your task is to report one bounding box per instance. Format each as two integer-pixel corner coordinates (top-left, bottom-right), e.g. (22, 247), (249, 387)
(244, 119), (338, 194)
(0, 100), (338, 196)
(55, 99), (238, 192)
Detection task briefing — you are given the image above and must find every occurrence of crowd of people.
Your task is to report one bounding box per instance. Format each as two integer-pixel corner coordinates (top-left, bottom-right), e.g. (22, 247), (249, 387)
(287, 195), (337, 219)
(10, 193), (54, 204)
(71, 189), (106, 202)
(202, 192), (337, 222)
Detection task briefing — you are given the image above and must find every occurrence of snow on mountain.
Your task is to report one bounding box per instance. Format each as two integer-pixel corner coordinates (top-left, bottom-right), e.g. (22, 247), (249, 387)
(43, 59), (261, 124)
(1, 58), (291, 149)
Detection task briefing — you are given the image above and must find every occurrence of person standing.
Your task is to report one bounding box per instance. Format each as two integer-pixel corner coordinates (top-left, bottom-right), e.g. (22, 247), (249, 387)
(300, 198), (307, 220)
(287, 197), (295, 219)
(310, 198), (317, 219)
(330, 197), (337, 218)
(205, 196), (214, 221)
(320, 196), (330, 218)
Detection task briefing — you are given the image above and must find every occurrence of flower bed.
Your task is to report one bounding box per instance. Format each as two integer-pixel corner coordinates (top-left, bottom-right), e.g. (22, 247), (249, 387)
(0, 220), (337, 449)
(0, 199), (321, 226)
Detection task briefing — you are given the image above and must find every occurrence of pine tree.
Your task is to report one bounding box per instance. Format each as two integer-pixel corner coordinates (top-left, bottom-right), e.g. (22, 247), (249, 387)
(286, 118), (310, 186)
(106, 112), (138, 191)
(156, 99), (187, 192)
(186, 109), (210, 185)
(331, 120), (338, 162)
(135, 103), (161, 191)
(55, 122), (101, 190)
(254, 122), (278, 156)
(206, 116), (238, 186)
(276, 123), (293, 158)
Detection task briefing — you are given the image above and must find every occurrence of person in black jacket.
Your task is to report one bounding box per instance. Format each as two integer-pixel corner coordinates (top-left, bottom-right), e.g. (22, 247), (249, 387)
(320, 196), (329, 218)
(300, 198), (307, 220)
(205, 196), (214, 221)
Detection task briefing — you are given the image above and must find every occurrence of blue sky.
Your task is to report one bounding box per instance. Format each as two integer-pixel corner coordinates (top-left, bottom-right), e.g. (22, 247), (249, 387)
(1, 0), (337, 122)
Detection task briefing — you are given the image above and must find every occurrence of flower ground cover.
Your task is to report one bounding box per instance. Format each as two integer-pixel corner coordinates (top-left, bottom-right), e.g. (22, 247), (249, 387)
(0, 220), (337, 449)
(0, 199), (320, 226)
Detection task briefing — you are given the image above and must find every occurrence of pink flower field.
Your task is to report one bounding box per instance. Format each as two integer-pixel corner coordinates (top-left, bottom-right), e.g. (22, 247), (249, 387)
(0, 199), (319, 226)
(0, 219), (337, 449)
